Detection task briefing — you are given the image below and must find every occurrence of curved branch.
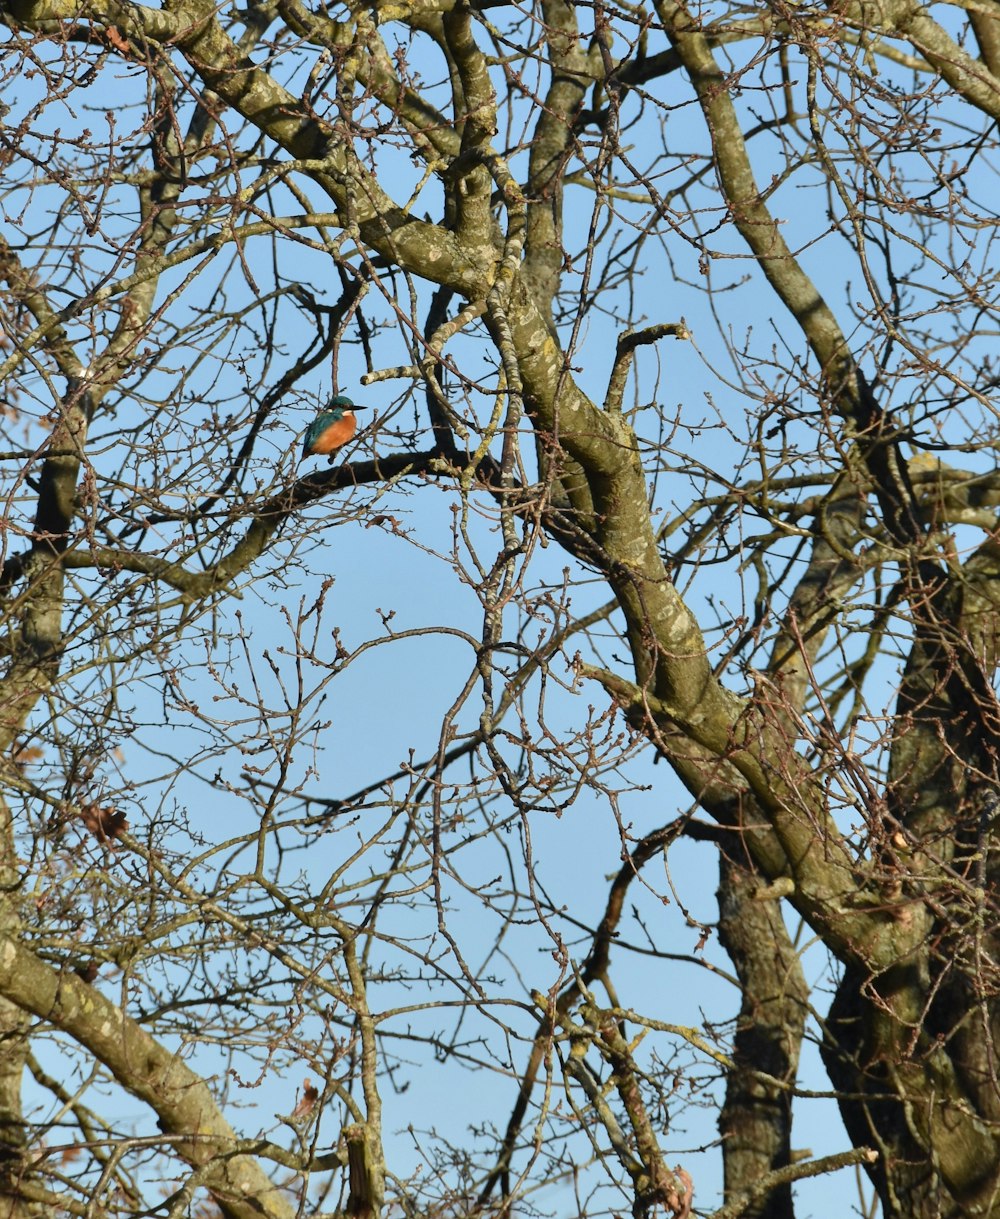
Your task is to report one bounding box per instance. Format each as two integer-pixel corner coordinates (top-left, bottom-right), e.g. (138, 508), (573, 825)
(0, 937), (296, 1219)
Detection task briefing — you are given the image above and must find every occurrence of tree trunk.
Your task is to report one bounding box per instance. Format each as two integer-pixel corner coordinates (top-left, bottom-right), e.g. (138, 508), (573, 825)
(718, 851), (808, 1219)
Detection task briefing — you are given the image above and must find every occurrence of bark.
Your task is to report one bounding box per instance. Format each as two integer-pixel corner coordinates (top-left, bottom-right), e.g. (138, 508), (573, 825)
(0, 935), (296, 1219)
(718, 852), (808, 1219)
(0, 801), (41, 1219)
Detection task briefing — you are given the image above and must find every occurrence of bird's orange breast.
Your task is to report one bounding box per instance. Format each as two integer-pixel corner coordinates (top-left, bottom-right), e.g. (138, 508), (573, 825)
(310, 412), (357, 454)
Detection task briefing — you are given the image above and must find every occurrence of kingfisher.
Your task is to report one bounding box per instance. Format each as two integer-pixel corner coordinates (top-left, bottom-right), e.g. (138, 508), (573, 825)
(301, 395), (364, 462)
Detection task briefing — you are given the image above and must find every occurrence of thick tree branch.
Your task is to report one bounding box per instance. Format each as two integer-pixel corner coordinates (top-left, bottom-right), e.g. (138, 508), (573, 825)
(0, 937), (297, 1219)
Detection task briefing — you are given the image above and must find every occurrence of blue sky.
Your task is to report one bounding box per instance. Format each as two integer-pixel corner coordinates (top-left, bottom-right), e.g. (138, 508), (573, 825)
(6, 8), (997, 1215)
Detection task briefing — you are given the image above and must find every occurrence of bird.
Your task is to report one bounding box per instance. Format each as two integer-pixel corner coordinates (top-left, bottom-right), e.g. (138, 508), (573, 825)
(300, 395), (364, 462)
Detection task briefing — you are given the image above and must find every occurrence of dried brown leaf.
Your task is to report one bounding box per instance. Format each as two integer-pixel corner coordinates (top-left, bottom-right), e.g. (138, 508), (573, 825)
(290, 1078), (319, 1120)
(79, 803), (129, 845)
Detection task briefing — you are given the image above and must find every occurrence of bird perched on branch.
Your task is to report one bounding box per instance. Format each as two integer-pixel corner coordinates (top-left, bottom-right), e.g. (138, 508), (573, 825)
(301, 395), (363, 462)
